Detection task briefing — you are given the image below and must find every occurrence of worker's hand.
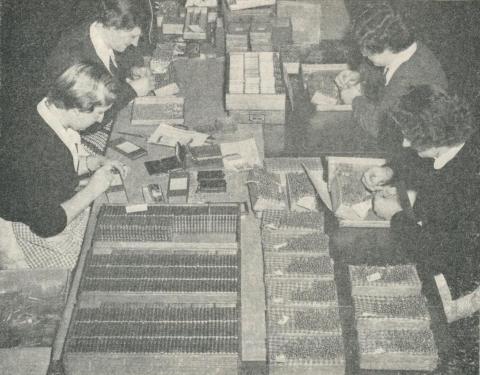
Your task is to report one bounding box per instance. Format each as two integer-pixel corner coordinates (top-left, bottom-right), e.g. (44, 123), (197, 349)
(362, 166), (394, 191)
(372, 194), (402, 220)
(340, 83), (362, 104)
(131, 66), (152, 80)
(85, 155), (107, 172)
(335, 70), (361, 90)
(126, 75), (154, 96)
(88, 161), (129, 194)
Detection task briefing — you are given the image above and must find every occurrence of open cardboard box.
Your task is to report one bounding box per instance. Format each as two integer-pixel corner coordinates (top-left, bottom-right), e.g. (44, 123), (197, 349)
(303, 156), (390, 228)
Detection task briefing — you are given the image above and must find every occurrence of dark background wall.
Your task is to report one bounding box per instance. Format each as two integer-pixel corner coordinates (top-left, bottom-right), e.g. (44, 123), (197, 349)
(1, 0), (480, 134)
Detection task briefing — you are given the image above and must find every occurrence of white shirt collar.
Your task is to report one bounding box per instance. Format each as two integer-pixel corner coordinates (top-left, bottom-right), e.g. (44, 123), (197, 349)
(90, 22), (117, 73)
(37, 98), (82, 172)
(384, 42), (418, 85)
(434, 143), (465, 170)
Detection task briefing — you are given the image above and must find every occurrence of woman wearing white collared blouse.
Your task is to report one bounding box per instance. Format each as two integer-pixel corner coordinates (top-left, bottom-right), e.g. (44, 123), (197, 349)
(0, 63), (128, 269)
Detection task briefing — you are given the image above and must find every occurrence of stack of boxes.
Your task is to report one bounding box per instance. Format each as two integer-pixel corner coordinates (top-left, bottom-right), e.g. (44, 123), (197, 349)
(226, 23), (249, 52)
(349, 264), (439, 372)
(226, 52), (287, 154)
(250, 21), (273, 51)
(258, 209), (345, 375)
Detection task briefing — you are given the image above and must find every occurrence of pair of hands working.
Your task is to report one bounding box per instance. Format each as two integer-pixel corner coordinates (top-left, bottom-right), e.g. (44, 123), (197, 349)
(84, 155), (129, 196)
(335, 70), (363, 105)
(362, 166), (408, 220)
(127, 66), (155, 97)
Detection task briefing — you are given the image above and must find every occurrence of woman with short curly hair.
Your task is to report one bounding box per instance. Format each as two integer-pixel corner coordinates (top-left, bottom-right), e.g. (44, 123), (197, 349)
(363, 85), (480, 325)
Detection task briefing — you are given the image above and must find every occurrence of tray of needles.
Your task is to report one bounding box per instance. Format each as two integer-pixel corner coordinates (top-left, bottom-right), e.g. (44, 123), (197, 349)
(264, 254), (334, 279)
(261, 231), (330, 255)
(353, 295), (431, 331)
(266, 279), (338, 307)
(267, 306), (341, 336)
(349, 264), (422, 297)
(261, 210), (325, 234)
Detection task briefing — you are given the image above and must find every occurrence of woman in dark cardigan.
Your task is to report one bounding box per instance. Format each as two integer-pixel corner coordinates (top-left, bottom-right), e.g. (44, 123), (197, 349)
(0, 63), (128, 269)
(336, 2), (447, 154)
(364, 85), (479, 372)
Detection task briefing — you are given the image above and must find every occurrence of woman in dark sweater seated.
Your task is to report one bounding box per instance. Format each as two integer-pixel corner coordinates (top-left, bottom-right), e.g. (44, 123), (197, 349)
(336, 2), (447, 149)
(0, 63), (128, 269)
(363, 85), (480, 323)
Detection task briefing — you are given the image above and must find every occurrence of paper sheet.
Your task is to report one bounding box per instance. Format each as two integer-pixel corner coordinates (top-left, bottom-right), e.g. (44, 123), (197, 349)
(220, 138), (261, 171)
(148, 124), (208, 147)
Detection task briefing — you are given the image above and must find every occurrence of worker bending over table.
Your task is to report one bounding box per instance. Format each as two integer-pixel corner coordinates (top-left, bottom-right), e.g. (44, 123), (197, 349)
(44, 0), (154, 154)
(0, 63), (128, 269)
(363, 85), (480, 323)
(336, 2), (447, 153)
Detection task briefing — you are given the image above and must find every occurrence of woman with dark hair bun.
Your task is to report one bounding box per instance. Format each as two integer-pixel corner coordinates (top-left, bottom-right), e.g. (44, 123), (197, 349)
(335, 1), (448, 148)
(363, 85), (480, 324)
(0, 63), (128, 269)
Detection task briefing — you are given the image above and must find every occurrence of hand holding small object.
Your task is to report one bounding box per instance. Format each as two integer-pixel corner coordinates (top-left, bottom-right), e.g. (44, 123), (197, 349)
(362, 166), (394, 191)
(340, 83), (362, 104)
(131, 66), (153, 80)
(126, 75), (155, 96)
(335, 70), (361, 90)
(85, 155), (107, 172)
(372, 194), (402, 220)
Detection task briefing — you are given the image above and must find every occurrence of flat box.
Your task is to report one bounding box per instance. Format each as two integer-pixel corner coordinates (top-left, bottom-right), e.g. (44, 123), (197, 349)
(358, 329), (438, 372)
(261, 231), (330, 256)
(264, 157), (323, 174)
(268, 334), (345, 375)
(168, 171), (190, 203)
(300, 64), (350, 110)
(267, 306), (341, 335)
(349, 264), (422, 297)
(131, 96), (184, 126)
(286, 172), (317, 212)
(353, 295), (431, 331)
(326, 156), (389, 228)
(266, 279), (338, 307)
(264, 253), (334, 279)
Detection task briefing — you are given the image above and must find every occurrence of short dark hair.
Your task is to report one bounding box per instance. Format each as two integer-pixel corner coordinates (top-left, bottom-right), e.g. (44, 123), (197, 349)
(98, 0), (146, 30)
(389, 85), (475, 150)
(353, 1), (415, 55)
(48, 63), (117, 112)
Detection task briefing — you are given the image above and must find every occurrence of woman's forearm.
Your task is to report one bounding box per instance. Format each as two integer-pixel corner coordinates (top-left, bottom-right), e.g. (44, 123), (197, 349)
(60, 183), (100, 225)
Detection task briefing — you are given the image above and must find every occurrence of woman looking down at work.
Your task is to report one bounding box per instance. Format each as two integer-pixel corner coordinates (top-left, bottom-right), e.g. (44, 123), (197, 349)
(363, 85), (480, 323)
(0, 63), (128, 269)
(45, 0), (154, 154)
(336, 2), (447, 149)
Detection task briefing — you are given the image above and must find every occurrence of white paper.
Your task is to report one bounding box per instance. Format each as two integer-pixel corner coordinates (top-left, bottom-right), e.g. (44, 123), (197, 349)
(170, 177), (188, 190)
(220, 138), (261, 171)
(148, 123), (208, 147)
(125, 204), (148, 213)
(116, 141), (140, 153)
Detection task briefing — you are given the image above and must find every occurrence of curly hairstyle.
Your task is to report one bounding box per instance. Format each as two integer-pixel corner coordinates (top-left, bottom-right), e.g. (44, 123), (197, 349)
(98, 0), (146, 30)
(388, 85), (475, 150)
(48, 63), (117, 113)
(353, 1), (415, 55)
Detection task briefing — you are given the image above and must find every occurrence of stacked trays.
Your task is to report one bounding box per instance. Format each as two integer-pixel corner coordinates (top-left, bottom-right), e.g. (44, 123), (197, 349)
(349, 264), (438, 372)
(63, 204), (242, 375)
(260, 210), (345, 375)
(64, 304), (239, 375)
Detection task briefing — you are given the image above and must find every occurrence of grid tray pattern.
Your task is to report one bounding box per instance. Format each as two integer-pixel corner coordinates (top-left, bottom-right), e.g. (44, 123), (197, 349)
(261, 210), (324, 233)
(353, 295), (431, 330)
(81, 252), (238, 293)
(264, 158), (323, 173)
(349, 265), (422, 297)
(266, 279), (337, 307)
(268, 307), (341, 335)
(264, 254), (334, 279)
(268, 334), (345, 366)
(358, 329), (438, 371)
(262, 231), (330, 255)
